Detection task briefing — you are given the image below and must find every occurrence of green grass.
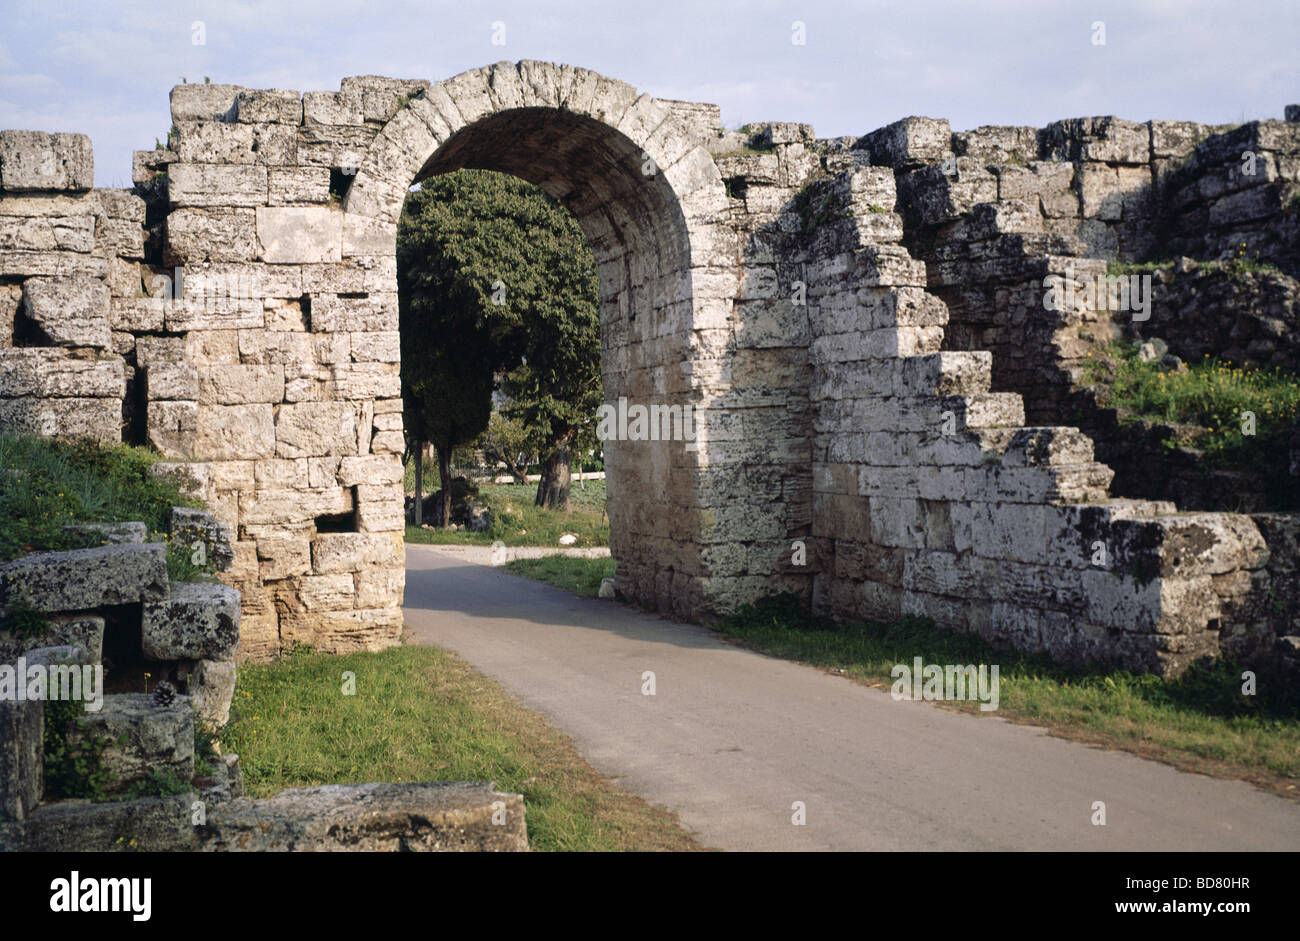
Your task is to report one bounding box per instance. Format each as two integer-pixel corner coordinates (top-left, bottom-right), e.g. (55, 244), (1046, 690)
(404, 480), (609, 548)
(0, 434), (211, 581)
(504, 556), (616, 597)
(221, 644), (704, 851)
(503, 563), (1300, 798)
(1083, 340), (1300, 504)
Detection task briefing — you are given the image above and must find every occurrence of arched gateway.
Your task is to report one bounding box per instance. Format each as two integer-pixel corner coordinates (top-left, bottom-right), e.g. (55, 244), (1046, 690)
(5, 61), (1276, 678)
(152, 62), (803, 659)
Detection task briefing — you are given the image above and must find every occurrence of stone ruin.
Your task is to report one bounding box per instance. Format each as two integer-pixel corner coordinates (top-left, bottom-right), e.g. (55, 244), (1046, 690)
(1, 60), (1298, 694)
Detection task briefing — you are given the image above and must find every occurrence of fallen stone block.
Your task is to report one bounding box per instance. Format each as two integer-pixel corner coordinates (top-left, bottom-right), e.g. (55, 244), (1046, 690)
(63, 693), (194, 796)
(142, 581), (240, 661)
(0, 612), (105, 665)
(0, 542), (167, 613)
(200, 781), (527, 851)
(1, 792), (196, 851)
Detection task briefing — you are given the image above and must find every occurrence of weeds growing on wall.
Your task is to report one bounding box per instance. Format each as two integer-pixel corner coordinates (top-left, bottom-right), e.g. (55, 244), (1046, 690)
(0, 434), (209, 581)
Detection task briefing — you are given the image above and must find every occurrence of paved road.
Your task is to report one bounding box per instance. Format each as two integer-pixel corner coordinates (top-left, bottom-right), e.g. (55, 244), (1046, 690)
(402, 544), (1300, 851)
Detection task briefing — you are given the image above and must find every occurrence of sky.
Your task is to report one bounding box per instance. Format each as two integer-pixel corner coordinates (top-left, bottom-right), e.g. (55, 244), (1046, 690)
(0, 0), (1296, 187)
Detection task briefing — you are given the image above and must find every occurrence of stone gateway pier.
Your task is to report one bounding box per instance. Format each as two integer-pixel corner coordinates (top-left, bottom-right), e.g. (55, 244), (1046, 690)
(2, 61), (1298, 679)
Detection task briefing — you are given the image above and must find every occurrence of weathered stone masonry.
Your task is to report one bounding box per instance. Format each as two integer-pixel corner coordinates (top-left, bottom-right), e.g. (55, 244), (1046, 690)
(2, 61), (1297, 680)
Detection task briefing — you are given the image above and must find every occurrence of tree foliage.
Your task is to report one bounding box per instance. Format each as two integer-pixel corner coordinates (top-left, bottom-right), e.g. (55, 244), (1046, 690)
(397, 168), (601, 516)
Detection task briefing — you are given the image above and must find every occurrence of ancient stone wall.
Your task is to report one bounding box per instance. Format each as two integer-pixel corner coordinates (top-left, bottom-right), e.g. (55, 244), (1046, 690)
(2, 61), (1297, 679)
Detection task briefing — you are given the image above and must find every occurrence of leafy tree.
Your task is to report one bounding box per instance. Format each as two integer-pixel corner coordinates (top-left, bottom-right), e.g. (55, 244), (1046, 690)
(397, 169), (601, 520)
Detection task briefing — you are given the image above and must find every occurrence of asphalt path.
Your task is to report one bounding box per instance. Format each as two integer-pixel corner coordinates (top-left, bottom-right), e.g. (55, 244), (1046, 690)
(402, 544), (1300, 851)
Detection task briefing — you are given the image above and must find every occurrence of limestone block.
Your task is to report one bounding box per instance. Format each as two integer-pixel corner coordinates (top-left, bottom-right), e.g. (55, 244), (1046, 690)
(253, 458), (308, 489)
(256, 206), (342, 263)
(133, 148), (175, 185)
(310, 293), (398, 332)
(20, 276), (111, 348)
(240, 487), (352, 526)
(330, 362), (401, 399)
(168, 163), (269, 207)
(311, 532), (402, 574)
(1110, 514), (1267, 580)
(99, 217), (146, 259)
(194, 403), (276, 461)
(146, 362), (199, 400)
(165, 208), (258, 265)
(135, 335), (186, 366)
(0, 542), (167, 612)
(169, 506), (236, 573)
(0, 131), (93, 192)
(64, 694), (194, 795)
(0, 212), (95, 252)
(275, 402), (357, 458)
(354, 566), (404, 607)
(341, 76), (433, 122)
(268, 167), (330, 205)
(176, 121), (297, 166)
(356, 485), (404, 532)
(858, 117), (951, 169)
(296, 124), (377, 170)
(191, 659), (237, 727)
(235, 613), (280, 664)
(0, 349), (123, 397)
(342, 213), (397, 255)
(201, 781), (527, 851)
(109, 297), (164, 331)
(257, 534), (312, 581)
(303, 89), (365, 126)
(59, 522), (144, 548)
(142, 581), (241, 660)
(1150, 120), (1209, 159)
(198, 364), (285, 405)
(170, 83), (242, 122)
(2, 792), (196, 851)
(0, 699), (42, 820)
(1002, 427), (1095, 467)
(147, 400), (198, 457)
(0, 250), (107, 278)
(235, 89), (303, 125)
(0, 396), (120, 442)
(337, 453), (403, 486)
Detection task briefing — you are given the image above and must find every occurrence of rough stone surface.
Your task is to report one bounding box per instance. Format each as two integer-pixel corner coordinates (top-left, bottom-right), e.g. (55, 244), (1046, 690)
(63, 694), (194, 796)
(200, 781), (527, 851)
(0, 699), (42, 821)
(0, 792), (195, 851)
(0, 543), (168, 613)
(142, 581), (241, 660)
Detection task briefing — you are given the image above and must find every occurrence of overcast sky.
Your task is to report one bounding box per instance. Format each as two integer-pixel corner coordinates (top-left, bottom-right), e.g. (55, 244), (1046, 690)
(1, 0), (1296, 187)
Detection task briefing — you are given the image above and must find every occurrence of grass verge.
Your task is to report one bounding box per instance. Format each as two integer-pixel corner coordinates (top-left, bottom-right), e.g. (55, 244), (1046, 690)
(504, 556), (616, 597)
(505, 560), (1300, 799)
(404, 480), (609, 548)
(220, 643), (704, 851)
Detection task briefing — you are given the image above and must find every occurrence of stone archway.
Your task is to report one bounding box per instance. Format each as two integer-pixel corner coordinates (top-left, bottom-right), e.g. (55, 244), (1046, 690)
(146, 61), (789, 660)
(342, 62), (737, 624)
